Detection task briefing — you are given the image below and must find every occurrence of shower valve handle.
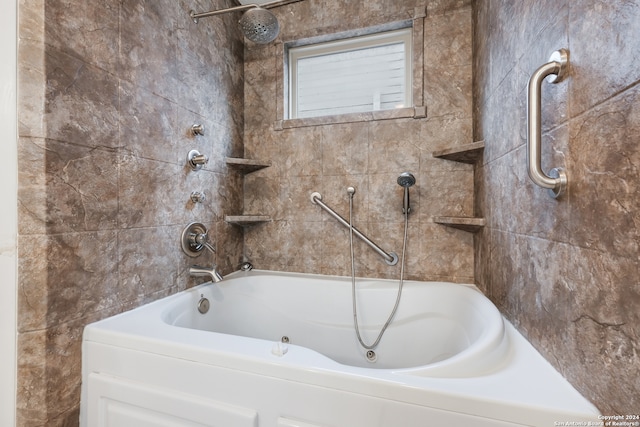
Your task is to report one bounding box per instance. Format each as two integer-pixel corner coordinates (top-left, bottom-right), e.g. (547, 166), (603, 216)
(191, 124), (205, 136)
(189, 231), (216, 254)
(187, 150), (208, 170)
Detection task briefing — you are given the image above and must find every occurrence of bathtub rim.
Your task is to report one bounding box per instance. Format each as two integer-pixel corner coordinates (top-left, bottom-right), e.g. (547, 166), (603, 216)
(160, 269), (508, 374)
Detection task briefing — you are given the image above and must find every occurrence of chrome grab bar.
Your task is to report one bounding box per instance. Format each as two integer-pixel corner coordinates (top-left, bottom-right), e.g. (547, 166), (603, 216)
(310, 192), (398, 266)
(527, 48), (569, 198)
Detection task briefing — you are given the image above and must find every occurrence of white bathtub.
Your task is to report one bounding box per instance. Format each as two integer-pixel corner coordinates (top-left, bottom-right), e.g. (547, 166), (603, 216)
(81, 270), (599, 427)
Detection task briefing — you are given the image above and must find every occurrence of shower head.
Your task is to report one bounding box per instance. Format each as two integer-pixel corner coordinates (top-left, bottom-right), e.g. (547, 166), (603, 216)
(397, 172), (416, 214)
(239, 7), (280, 44)
(189, 2), (281, 45)
(397, 172), (416, 188)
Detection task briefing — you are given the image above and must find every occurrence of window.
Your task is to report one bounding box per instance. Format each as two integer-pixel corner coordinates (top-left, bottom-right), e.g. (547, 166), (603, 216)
(288, 28), (412, 120)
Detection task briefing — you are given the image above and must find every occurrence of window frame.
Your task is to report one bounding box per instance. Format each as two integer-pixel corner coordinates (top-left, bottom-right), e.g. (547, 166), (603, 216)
(287, 27), (413, 120)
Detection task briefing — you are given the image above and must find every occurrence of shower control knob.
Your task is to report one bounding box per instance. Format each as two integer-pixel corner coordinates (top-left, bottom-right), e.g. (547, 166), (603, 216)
(190, 191), (206, 203)
(187, 149), (208, 171)
(191, 124), (205, 136)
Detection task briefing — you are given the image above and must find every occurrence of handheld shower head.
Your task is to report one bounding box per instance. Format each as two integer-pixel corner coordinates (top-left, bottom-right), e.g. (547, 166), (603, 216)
(397, 172), (416, 188)
(397, 172), (416, 214)
(239, 7), (280, 44)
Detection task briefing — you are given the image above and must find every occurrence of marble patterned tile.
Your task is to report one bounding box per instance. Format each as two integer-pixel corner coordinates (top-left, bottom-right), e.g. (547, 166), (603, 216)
(43, 0), (120, 73)
(281, 126), (323, 176)
(44, 48), (120, 149)
(416, 222), (474, 282)
(417, 168), (474, 222)
(368, 119), (421, 174)
(479, 68), (523, 164)
(17, 311), (115, 427)
(244, 220), (292, 270)
(17, 39), (46, 138)
(19, 140), (118, 235)
(118, 226), (182, 296)
(280, 174), (325, 222)
(285, 220), (327, 272)
(117, 155), (185, 228)
(320, 220), (353, 277)
(367, 172), (412, 224)
(119, 0), (179, 101)
(18, 0), (45, 43)
(119, 82), (181, 165)
(423, 63), (473, 119)
(243, 174), (286, 219)
(427, 0), (471, 16)
(419, 115), (473, 168)
(568, 0), (640, 117)
(16, 329), (47, 424)
(424, 7), (472, 68)
(567, 84), (640, 258)
(321, 123), (369, 176)
(17, 230), (119, 332)
(214, 219), (245, 275)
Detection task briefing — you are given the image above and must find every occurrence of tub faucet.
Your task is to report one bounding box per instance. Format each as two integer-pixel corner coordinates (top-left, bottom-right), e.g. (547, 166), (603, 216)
(189, 265), (223, 283)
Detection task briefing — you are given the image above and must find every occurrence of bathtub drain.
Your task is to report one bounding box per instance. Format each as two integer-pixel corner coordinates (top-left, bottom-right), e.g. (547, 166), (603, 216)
(366, 350), (377, 363)
(197, 295), (210, 314)
(281, 336), (290, 343)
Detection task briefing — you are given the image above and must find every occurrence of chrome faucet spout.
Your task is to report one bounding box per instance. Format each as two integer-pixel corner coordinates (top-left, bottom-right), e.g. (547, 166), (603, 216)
(189, 265), (223, 283)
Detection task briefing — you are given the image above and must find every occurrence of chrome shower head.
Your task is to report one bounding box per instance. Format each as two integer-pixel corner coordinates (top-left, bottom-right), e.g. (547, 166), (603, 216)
(190, 3), (281, 45)
(239, 6), (280, 44)
(397, 172), (416, 214)
(397, 172), (416, 188)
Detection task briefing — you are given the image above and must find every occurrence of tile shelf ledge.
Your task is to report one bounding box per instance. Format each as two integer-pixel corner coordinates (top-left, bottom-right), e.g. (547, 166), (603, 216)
(433, 216), (486, 233)
(432, 140), (485, 164)
(432, 141), (485, 232)
(224, 215), (272, 226)
(226, 159), (271, 226)
(225, 157), (271, 174)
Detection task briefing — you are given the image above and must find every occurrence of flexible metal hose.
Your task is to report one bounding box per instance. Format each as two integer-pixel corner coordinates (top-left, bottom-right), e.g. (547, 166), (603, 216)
(349, 192), (408, 350)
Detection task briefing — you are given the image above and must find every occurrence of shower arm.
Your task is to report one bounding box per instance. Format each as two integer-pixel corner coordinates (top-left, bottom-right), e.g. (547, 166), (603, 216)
(190, 0), (304, 22)
(310, 192), (398, 266)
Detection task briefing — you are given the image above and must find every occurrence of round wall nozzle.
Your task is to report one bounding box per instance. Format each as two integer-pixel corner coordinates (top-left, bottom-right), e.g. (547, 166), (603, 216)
(397, 172), (416, 188)
(239, 7), (280, 44)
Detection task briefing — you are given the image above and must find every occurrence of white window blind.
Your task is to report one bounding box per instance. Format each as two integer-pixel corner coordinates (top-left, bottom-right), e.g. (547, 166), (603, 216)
(289, 28), (412, 119)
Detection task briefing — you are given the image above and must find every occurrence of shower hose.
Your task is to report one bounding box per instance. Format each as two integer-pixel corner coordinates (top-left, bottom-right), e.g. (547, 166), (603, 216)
(349, 192), (408, 350)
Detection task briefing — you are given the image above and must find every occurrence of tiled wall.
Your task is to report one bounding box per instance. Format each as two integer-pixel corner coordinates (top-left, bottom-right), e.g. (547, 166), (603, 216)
(243, 0), (476, 282)
(17, 1), (245, 425)
(474, 0), (640, 414)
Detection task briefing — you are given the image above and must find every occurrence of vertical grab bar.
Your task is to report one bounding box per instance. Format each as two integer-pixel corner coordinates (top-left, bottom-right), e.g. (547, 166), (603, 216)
(527, 48), (569, 198)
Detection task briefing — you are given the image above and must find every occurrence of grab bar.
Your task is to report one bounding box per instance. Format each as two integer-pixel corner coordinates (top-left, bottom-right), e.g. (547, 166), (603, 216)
(310, 192), (398, 266)
(527, 48), (569, 198)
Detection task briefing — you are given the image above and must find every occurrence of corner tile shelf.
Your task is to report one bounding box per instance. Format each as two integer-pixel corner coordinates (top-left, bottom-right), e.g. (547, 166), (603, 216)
(432, 140), (486, 232)
(225, 158), (271, 226)
(432, 140), (485, 164)
(224, 215), (271, 226)
(225, 157), (271, 174)
(433, 216), (486, 233)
